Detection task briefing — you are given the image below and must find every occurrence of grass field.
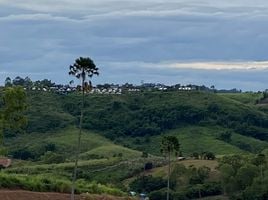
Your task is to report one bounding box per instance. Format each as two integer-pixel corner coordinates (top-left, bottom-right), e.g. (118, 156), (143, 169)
(195, 195), (229, 200)
(121, 125), (268, 156)
(5, 127), (142, 162)
(218, 92), (262, 105)
(143, 159), (219, 178)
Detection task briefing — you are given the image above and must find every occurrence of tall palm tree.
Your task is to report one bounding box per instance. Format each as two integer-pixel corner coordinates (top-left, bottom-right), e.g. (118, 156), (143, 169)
(161, 135), (180, 200)
(68, 57), (99, 200)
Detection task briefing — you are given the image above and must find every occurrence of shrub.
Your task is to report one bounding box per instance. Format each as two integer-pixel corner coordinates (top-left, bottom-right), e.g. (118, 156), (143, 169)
(144, 162), (153, 170)
(129, 175), (166, 193)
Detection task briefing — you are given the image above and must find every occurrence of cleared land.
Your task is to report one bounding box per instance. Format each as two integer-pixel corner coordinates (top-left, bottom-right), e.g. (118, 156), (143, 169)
(0, 190), (133, 200)
(0, 190), (82, 200)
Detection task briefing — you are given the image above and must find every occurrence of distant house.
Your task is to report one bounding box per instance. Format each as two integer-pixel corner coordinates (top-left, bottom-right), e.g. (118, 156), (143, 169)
(177, 156), (186, 161)
(0, 158), (12, 168)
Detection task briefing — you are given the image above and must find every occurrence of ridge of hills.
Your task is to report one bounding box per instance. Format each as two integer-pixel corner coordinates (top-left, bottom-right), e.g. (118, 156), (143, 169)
(3, 90), (268, 158)
(2, 90), (268, 199)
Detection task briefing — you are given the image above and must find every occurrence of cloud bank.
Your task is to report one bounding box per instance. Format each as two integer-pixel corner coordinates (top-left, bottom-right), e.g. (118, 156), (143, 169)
(1, 0), (268, 90)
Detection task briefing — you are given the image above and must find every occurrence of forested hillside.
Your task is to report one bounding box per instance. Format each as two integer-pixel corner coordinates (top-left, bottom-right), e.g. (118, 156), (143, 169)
(22, 90), (268, 143)
(1, 89), (268, 199)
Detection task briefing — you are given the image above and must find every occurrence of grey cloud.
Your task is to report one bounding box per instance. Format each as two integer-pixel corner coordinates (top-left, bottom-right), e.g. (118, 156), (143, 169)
(1, 0), (268, 90)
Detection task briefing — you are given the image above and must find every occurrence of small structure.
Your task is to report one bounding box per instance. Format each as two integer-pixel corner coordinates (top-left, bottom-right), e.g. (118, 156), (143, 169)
(140, 193), (147, 200)
(177, 156), (186, 161)
(0, 158), (12, 168)
(129, 191), (136, 196)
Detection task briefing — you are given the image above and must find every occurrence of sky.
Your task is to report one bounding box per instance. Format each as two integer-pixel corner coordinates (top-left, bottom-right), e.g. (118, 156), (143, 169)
(1, 0), (268, 91)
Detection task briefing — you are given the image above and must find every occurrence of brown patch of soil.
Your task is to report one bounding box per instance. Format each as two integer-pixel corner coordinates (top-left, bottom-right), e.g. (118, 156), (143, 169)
(0, 190), (84, 200)
(0, 190), (132, 200)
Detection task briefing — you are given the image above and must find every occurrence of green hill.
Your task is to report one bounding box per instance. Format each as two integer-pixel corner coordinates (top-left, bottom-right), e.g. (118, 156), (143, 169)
(5, 127), (142, 162)
(4, 90), (268, 156)
(120, 125), (268, 156)
(2, 90), (268, 199)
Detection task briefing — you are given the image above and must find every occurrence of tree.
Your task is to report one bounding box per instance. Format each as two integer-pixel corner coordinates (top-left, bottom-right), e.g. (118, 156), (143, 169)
(4, 77), (12, 87)
(68, 57), (99, 200)
(218, 131), (232, 143)
(236, 164), (258, 190)
(219, 163), (235, 194)
(12, 76), (25, 86)
(252, 153), (266, 181)
(0, 86), (27, 146)
(160, 135), (180, 200)
(24, 77), (32, 88)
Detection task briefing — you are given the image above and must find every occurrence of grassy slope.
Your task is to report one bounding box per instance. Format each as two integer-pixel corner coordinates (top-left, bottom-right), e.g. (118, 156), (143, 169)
(121, 125), (268, 156)
(218, 92), (262, 105)
(143, 159), (219, 178)
(6, 127), (142, 161)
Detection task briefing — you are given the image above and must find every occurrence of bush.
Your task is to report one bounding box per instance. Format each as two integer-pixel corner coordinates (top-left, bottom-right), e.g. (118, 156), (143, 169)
(40, 151), (65, 164)
(144, 162), (153, 170)
(129, 175), (166, 193)
(149, 189), (167, 200)
(0, 173), (125, 196)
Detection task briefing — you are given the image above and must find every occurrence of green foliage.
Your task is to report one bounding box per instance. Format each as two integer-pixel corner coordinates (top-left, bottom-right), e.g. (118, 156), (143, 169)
(236, 164), (258, 189)
(1, 89), (268, 198)
(161, 135), (180, 156)
(26, 91), (75, 133)
(6, 127), (142, 162)
(129, 175), (166, 193)
(40, 151), (65, 164)
(123, 126), (258, 157)
(189, 166), (210, 185)
(219, 154), (268, 199)
(1, 86), (27, 141)
(242, 175), (268, 200)
(149, 189), (167, 200)
(0, 172), (124, 196)
(217, 131), (232, 143)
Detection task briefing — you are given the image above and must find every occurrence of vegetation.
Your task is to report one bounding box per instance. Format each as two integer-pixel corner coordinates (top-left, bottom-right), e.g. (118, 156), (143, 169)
(0, 86), (27, 144)
(0, 172), (124, 196)
(218, 152), (268, 199)
(1, 86), (268, 199)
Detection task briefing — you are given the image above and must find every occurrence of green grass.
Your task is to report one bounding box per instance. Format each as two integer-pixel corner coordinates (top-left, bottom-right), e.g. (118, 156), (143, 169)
(230, 133), (268, 153)
(122, 126), (244, 156)
(218, 92), (262, 105)
(80, 145), (141, 160)
(6, 127), (142, 161)
(0, 172), (125, 196)
(121, 125), (268, 156)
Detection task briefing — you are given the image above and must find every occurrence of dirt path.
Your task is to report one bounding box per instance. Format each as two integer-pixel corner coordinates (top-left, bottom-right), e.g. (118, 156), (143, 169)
(0, 190), (133, 200)
(0, 190), (83, 200)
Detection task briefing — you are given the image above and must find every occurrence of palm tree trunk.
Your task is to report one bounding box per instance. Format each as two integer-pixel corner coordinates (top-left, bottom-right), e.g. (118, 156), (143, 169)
(167, 152), (170, 200)
(0, 120), (3, 145)
(71, 77), (85, 200)
(260, 165), (263, 182)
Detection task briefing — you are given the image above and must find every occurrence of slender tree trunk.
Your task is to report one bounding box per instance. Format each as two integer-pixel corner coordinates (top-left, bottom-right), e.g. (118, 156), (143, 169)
(71, 77), (85, 200)
(167, 152), (170, 200)
(0, 120), (3, 145)
(260, 165), (263, 182)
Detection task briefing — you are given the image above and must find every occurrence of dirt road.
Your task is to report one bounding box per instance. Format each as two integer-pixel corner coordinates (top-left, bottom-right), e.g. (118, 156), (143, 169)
(0, 190), (82, 200)
(0, 190), (131, 200)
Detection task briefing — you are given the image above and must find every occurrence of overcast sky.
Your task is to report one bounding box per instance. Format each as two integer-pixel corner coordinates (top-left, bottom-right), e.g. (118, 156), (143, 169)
(1, 0), (268, 91)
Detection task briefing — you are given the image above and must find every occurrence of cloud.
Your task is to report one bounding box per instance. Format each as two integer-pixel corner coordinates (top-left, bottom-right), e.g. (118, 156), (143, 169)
(1, 0), (268, 90)
(0, 13), (75, 22)
(168, 61), (268, 70)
